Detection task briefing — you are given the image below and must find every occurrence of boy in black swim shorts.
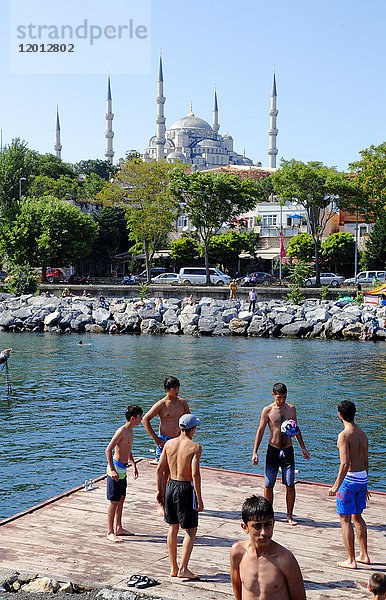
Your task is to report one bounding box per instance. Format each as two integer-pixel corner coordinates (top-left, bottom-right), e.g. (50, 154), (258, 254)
(105, 404), (143, 543)
(252, 383), (310, 526)
(157, 414), (203, 580)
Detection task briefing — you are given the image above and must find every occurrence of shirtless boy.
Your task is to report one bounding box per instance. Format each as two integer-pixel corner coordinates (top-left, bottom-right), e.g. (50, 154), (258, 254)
(230, 496), (306, 600)
(105, 404), (143, 543)
(156, 414), (203, 580)
(328, 400), (370, 569)
(252, 383), (310, 525)
(142, 376), (190, 461)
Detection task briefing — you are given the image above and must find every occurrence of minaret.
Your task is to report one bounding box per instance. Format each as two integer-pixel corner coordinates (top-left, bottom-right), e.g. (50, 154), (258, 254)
(54, 106), (62, 159)
(268, 69), (278, 168)
(212, 86), (219, 134)
(155, 52), (166, 161)
(105, 73), (114, 164)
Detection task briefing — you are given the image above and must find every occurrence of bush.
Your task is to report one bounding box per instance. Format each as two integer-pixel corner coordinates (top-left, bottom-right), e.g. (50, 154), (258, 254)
(5, 263), (38, 295)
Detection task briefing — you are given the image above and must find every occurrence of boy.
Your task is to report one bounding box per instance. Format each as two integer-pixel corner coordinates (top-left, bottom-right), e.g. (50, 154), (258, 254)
(142, 376), (190, 461)
(252, 383), (310, 525)
(230, 496), (306, 600)
(328, 400), (370, 568)
(368, 573), (386, 600)
(105, 404), (143, 543)
(156, 414), (203, 580)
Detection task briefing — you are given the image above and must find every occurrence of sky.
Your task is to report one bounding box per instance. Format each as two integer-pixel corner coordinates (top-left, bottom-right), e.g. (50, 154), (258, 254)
(1, 0), (385, 172)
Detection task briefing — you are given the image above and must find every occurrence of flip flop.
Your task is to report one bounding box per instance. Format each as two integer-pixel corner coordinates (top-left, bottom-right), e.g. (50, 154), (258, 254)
(135, 576), (159, 589)
(126, 575), (142, 587)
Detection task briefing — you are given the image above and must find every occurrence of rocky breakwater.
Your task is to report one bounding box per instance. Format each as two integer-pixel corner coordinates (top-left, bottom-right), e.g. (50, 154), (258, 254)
(0, 293), (385, 341)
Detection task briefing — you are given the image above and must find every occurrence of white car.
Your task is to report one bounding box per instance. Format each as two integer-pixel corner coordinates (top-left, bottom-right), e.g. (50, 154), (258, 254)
(345, 270), (386, 286)
(151, 273), (179, 284)
(305, 273), (345, 287)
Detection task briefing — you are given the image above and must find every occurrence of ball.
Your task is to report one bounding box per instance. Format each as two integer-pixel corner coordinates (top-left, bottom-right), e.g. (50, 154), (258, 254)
(281, 419), (299, 437)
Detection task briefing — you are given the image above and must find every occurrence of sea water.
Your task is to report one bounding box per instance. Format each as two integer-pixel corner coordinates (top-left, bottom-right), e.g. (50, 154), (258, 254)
(0, 332), (385, 519)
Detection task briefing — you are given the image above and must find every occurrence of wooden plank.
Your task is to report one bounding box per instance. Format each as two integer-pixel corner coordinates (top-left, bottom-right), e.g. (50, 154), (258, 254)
(0, 461), (383, 600)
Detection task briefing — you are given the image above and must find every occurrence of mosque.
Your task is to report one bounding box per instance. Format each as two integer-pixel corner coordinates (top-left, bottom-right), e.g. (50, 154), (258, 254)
(54, 55), (279, 171)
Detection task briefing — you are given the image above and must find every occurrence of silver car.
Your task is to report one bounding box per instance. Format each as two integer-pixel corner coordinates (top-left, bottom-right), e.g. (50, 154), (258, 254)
(305, 273), (345, 287)
(151, 273), (179, 284)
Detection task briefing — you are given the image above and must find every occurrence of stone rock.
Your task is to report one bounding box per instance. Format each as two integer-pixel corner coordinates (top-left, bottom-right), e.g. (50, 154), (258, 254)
(22, 577), (58, 593)
(181, 303), (201, 315)
(85, 324), (105, 333)
(308, 322), (325, 338)
(109, 302), (126, 314)
(222, 308), (238, 323)
(280, 320), (313, 337)
(0, 311), (15, 327)
(198, 317), (217, 334)
(136, 308), (162, 322)
(165, 324), (181, 335)
(179, 313), (199, 329)
(183, 323), (199, 336)
(92, 308), (111, 328)
(200, 305), (223, 319)
(162, 309), (180, 328)
(247, 317), (270, 337)
(342, 323), (364, 339)
(229, 318), (248, 335)
(212, 324), (231, 336)
(96, 589), (138, 600)
(330, 318), (345, 336)
(11, 307), (32, 319)
(140, 319), (166, 334)
(272, 312), (294, 326)
(304, 308), (330, 323)
(238, 310), (253, 322)
(44, 310), (60, 327)
(58, 581), (74, 593)
(376, 328), (386, 339)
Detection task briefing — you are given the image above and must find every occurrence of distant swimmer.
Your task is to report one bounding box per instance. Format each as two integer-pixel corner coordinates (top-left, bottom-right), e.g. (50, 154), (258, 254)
(328, 400), (370, 569)
(0, 348), (11, 371)
(78, 340), (83, 345)
(252, 382), (310, 526)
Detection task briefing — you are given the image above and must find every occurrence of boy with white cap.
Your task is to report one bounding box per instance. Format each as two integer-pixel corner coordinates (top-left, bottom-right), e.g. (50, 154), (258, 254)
(156, 414), (203, 580)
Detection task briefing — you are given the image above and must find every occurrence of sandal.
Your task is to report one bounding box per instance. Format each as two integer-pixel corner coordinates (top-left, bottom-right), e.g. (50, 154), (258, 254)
(135, 576), (159, 589)
(126, 575), (142, 587)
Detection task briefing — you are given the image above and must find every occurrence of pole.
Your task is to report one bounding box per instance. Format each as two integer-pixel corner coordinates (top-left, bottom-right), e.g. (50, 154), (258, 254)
(279, 203), (282, 284)
(354, 205), (358, 284)
(19, 177), (26, 202)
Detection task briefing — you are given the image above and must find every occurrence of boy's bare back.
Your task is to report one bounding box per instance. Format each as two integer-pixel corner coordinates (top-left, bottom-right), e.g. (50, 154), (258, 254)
(163, 435), (201, 481)
(338, 424), (368, 472)
(230, 539), (305, 600)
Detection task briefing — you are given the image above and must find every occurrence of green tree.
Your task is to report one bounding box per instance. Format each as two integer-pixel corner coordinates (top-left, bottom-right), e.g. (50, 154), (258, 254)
(199, 230), (260, 273)
(73, 159), (117, 181)
(28, 174), (81, 199)
(271, 160), (363, 285)
(362, 210), (386, 269)
(0, 138), (36, 217)
(170, 237), (199, 268)
(78, 173), (106, 198)
(0, 196), (98, 281)
(171, 171), (261, 283)
(98, 158), (182, 283)
(87, 206), (129, 276)
(286, 233), (315, 262)
(321, 232), (355, 274)
(31, 153), (74, 179)
(349, 142), (386, 216)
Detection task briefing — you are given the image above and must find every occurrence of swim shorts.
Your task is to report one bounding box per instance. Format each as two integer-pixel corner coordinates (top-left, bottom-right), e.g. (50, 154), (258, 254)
(164, 479), (198, 529)
(265, 444), (295, 488)
(106, 474), (127, 501)
(107, 458), (128, 479)
(336, 471), (367, 515)
(155, 434), (172, 461)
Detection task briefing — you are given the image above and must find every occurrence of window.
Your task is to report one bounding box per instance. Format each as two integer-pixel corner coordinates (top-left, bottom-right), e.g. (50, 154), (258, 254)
(262, 215), (277, 226)
(177, 216), (188, 228)
(359, 226), (367, 237)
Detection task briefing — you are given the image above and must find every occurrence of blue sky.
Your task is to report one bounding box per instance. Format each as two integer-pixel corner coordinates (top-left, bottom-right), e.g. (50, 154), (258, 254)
(1, 0), (385, 171)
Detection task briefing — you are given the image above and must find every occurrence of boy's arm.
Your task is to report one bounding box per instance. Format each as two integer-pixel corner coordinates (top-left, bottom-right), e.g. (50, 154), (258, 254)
(230, 543), (243, 600)
(156, 444), (169, 505)
(293, 407), (310, 460)
(142, 402), (165, 447)
(252, 407), (269, 465)
(328, 434), (349, 495)
(192, 445), (203, 512)
(105, 429), (123, 482)
(280, 550), (306, 600)
(128, 448), (138, 480)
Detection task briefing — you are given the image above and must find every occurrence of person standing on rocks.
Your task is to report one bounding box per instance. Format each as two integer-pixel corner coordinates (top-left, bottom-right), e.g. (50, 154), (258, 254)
(248, 288), (257, 312)
(252, 382), (310, 525)
(328, 400), (370, 569)
(229, 279), (237, 300)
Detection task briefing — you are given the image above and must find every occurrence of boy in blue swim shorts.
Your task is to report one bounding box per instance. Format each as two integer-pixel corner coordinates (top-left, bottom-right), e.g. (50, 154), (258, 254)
(328, 400), (370, 569)
(105, 404), (143, 543)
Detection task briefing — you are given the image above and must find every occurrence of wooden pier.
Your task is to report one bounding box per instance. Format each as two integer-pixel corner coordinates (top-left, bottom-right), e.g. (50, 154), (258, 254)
(0, 460), (385, 599)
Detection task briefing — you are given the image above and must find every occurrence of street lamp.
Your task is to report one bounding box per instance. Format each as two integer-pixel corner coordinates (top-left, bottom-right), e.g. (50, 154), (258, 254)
(19, 177), (26, 202)
(354, 204), (359, 284)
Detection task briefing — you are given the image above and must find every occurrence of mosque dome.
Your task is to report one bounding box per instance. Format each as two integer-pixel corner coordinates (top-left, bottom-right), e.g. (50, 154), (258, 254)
(167, 151), (186, 159)
(169, 115), (213, 131)
(223, 132), (233, 140)
(195, 139), (222, 148)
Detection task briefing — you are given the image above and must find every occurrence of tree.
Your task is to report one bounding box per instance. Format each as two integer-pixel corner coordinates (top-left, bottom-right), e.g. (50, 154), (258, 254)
(73, 159), (118, 181)
(0, 138), (36, 217)
(321, 232), (355, 275)
(170, 237), (199, 268)
(271, 160), (363, 285)
(349, 142), (386, 216)
(362, 210), (386, 269)
(98, 158), (182, 283)
(0, 196), (98, 281)
(31, 153), (74, 179)
(286, 233), (315, 262)
(199, 230), (260, 273)
(87, 206), (129, 276)
(28, 174), (81, 199)
(171, 171), (261, 283)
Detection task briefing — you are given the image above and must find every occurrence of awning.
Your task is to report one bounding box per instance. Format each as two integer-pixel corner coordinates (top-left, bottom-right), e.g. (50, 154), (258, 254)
(288, 214), (303, 219)
(133, 250), (172, 260)
(239, 248), (280, 260)
(364, 283), (386, 295)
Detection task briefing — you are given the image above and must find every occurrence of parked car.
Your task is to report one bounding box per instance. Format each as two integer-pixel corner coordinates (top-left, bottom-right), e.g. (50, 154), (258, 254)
(67, 274), (89, 284)
(305, 273), (345, 287)
(37, 268), (65, 283)
(0, 271), (7, 282)
(177, 267), (232, 286)
(345, 270), (386, 286)
(237, 272), (277, 286)
(135, 268), (169, 282)
(151, 273), (179, 284)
